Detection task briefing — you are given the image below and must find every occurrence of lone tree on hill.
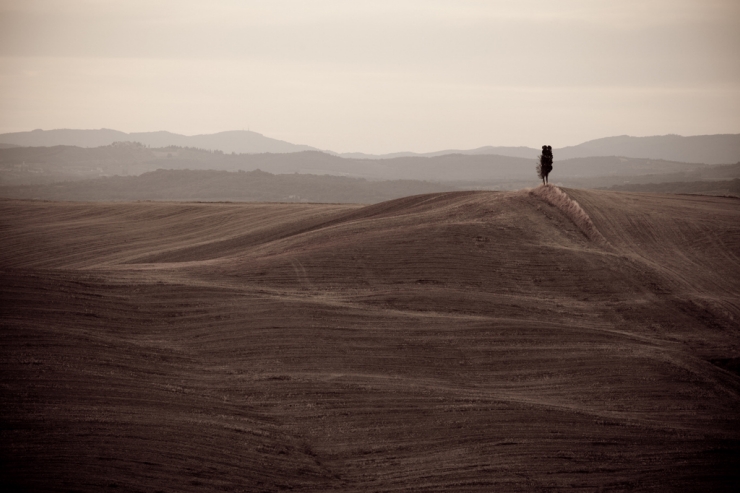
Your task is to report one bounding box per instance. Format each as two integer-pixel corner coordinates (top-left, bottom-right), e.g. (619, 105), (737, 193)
(537, 145), (553, 185)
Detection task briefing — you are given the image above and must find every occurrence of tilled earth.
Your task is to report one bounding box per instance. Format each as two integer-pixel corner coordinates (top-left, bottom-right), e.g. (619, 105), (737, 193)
(1, 188), (739, 491)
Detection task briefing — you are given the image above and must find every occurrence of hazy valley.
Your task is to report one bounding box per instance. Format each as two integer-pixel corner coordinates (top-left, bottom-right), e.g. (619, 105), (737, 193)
(1, 133), (739, 203)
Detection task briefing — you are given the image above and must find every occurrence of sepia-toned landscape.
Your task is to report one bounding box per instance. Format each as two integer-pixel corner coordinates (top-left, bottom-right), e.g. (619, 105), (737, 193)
(3, 1), (740, 490)
(2, 185), (739, 491)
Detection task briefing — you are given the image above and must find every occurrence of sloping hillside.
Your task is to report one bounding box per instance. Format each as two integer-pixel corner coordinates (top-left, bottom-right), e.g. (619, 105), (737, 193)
(1, 188), (739, 491)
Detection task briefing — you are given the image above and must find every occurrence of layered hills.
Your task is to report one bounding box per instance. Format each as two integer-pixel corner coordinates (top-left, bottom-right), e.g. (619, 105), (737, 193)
(2, 187), (739, 491)
(1, 129), (738, 164)
(0, 169), (455, 204)
(0, 129), (319, 154)
(2, 143), (738, 200)
(607, 178), (740, 198)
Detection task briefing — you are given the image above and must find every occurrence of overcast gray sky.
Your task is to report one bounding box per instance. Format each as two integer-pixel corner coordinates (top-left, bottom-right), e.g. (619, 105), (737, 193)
(1, 0), (738, 153)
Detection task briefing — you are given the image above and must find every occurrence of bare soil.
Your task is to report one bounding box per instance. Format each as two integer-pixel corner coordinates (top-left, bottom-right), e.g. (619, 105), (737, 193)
(1, 187), (739, 491)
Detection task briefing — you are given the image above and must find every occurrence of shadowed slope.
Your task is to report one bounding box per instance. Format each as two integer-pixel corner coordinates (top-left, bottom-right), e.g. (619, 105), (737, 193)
(1, 188), (739, 491)
(569, 189), (740, 295)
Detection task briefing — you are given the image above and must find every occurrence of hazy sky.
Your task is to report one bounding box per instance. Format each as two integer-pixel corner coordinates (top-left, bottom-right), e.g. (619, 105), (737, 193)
(1, 0), (738, 153)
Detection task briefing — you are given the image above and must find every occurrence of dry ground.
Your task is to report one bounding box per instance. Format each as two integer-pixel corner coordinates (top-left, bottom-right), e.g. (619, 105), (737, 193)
(1, 187), (739, 492)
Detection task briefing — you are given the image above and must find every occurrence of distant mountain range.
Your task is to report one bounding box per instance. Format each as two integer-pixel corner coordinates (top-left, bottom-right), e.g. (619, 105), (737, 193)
(335, 146), (539, 160)
(555, 135), (740, 164)
(0, 129), (738, 165)
(2, 143), (738, 190)
(0, 129), (318, 155)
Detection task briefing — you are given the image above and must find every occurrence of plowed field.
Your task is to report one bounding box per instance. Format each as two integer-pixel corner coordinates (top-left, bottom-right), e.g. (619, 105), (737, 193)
(2, 187), (739, 491)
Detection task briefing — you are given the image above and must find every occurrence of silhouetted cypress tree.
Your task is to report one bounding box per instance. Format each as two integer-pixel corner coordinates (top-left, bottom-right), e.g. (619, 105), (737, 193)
(537, 145), (553, 185)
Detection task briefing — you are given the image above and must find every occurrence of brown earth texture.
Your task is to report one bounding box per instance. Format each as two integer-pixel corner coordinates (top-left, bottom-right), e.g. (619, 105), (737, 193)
(1, 186), (739, 492)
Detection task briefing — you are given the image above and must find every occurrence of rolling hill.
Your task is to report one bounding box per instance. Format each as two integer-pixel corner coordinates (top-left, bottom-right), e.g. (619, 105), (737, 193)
(1, 187), (739, 491)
